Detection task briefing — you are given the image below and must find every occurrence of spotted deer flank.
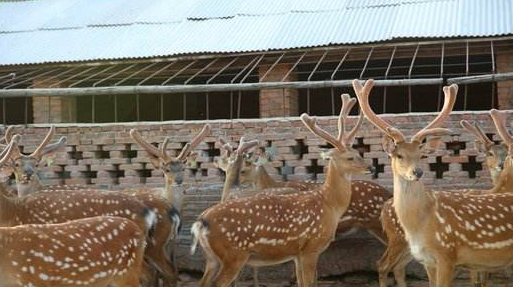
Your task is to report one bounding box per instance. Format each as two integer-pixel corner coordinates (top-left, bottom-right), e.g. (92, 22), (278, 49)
(0, 216), (146, 287)
(191, 93), (373, 286)
(356, 78), (513, 287)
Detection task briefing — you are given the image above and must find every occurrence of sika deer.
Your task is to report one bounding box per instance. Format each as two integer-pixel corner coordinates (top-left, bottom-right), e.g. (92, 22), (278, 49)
(357, 78), (513, 287)
(191, 94), (373, 286)
(0, 216), (146, 287)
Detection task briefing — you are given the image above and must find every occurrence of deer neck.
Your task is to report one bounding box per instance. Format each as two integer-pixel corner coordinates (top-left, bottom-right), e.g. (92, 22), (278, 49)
(320, 160), (352, 217)
(392, 173), (435, 235)
(0, 194), (19, 227)
(16, 176), (43, 196)
(490, 162), (513, 194)
(253, 166), (276, 189)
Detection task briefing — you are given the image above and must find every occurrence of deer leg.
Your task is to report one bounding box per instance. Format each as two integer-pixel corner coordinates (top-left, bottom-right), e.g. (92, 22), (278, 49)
(377, 237), (410, 287)
(425, 265), (437, 287)
(211, 256), (247, 287)
(252, 267), (259, 287)
(199, 259), (221, 287)
(294, 257), (304, 287)
(392, 252), (412, 287)
(297, 253), (319, 287)
(435, 261), (455, 287)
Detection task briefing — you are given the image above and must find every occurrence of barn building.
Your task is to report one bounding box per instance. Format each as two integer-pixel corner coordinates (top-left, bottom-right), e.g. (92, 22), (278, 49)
(1, 0), (513, 279)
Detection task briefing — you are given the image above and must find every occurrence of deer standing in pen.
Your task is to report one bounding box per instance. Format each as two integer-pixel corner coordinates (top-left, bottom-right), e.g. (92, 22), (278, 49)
(216, 118), (394, 285)
(0, 135), (175, 285)
(191, 94), (373, 286)
(0, 216), (146, 287)
(377, 114), (509, 287)
(356, 78), (513, 287)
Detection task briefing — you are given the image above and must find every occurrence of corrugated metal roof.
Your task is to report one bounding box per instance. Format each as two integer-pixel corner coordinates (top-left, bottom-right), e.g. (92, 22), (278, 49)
(0, 0), (512, 65)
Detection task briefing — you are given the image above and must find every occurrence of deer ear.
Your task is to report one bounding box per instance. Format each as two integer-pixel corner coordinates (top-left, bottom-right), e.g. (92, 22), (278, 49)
(421, 137), (444, 155)
(148, 156), (161, 169)
(0, 166), (12, 181)
(474, 140), (488, 153)
(381, 135), (396, 156)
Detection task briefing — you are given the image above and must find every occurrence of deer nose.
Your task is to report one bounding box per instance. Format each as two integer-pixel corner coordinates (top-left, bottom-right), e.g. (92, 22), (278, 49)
(413, 167), (423, 179)
(175, 177), (183, 185)
(499, 163), (504, 170)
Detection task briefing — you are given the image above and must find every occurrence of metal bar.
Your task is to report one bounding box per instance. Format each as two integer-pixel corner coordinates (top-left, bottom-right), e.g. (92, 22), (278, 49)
(282, 52), (307, 82)
(2, 98), (5, 125)
(162, 60), (198, 85)
(492, 81), (496, 108)
(114, 95), (118, 122)
(206, 93), (210, 120)
(68, 65), (117, 88)
(440, 43), (445, 77)
(408, 44), (420, 79)
(239, 53), (266, 83)
(0, 69), (43, 86)
(206, 57), (239, 84)
(330, 87), (335, 115)
(229, 91), (234, 119)
(184, 58), (219, 85)
(136, 94), (140, 121)
(384, 47), (397, 79)
(359, 47), (375, 79)
(91, 95), (95, 123)
(49, 67), (96, 88)
(4, 68), (62, 89)
(0, 72), (16, 81)
(93, 64), (138, 87)
(160, 94), (164, 121)
(466, 41), (470, 76)
(231, 56), (259, 84)
(117, 62), (160, 86)
(0, 78), (449, 97)
(237, 91), (242, 118)
(408, 86), (412, 112)
(24, 97), (28, 124)
(307, 50), (329, 81)
(27, 66), (81, 88)
(447, 72), (513, 84)
(330, 49), (350, 80)
(137, 62), (178, 86)
(182, 93), (186, 120)
(437, 84), (443, 111)
(491, 41), (496, 73)
(307, 88), (311, 114)
(383, 87), (387, 113)
(260, 53), (286, 82)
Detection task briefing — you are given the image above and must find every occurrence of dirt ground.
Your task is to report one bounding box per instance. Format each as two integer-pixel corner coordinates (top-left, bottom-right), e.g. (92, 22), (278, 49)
(177, 271), (512, 287)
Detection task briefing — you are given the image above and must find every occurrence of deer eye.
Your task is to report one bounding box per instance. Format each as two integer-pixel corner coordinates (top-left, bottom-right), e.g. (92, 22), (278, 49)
(396, 154), (403, 159)
(347, 157), (354, 161)
(487, 152), (493, 156)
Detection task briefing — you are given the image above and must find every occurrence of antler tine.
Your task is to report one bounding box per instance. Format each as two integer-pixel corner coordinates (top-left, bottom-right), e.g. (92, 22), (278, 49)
(460, 120), (494, 148)
(338, 94), (356, 142)
(344, 109), (365, 146)
(129, 129), (167, 160)
(490, 109), (513, 146)
(0, 134), (20, 167)
(176, 124), (211, 161)
(218, 137), (234, 158)
(411, 84), (457, 143)
(300, 113), (346, 152)
(3, 126), (15, 143)
(159, 137), (172, 161)
(353, 79), (406, 143)
(30, 126), (56, 160)
(236, 137), (259, 155)
(41, 136), (67, 155)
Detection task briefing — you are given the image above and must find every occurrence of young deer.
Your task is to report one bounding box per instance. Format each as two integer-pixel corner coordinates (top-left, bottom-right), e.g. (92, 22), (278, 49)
(377, 116), (508, 287)
(0, 216), (146, 287)
(356, 78), (513, 287)
(191, 94), (373, 286)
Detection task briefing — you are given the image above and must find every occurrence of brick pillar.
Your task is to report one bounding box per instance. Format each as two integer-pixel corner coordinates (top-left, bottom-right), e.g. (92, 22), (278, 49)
(497, 51), (513, 109)
(32, 78), (76, 123)
(259, 63), (299, 118)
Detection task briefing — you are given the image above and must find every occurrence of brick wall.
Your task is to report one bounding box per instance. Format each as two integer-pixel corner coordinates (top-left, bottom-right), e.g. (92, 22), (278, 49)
(11, 110), (506, 278)
(259, 63), (299, 117)
(32, 78), (76, 123)
(497, 51), (513, 109)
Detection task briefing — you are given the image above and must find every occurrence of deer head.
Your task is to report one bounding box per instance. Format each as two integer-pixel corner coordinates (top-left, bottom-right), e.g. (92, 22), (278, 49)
(354, 79), (456, 182)
(460, 120), (507, 184)
(300, 93), (370, 177)
(490, 109), (513, 180)
(130, 124), (211, 185)
(0, 126), (66, 195)
(216, 137), (259, 202)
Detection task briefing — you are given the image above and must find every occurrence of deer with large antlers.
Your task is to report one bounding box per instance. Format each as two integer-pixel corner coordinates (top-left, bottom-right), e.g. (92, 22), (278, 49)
(217, 130), (395, 285)
(191, 94), (373, 286)
(356, 78), (513, 287)
(377, 101), (509, 287)
(0, 216), (146, 287)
